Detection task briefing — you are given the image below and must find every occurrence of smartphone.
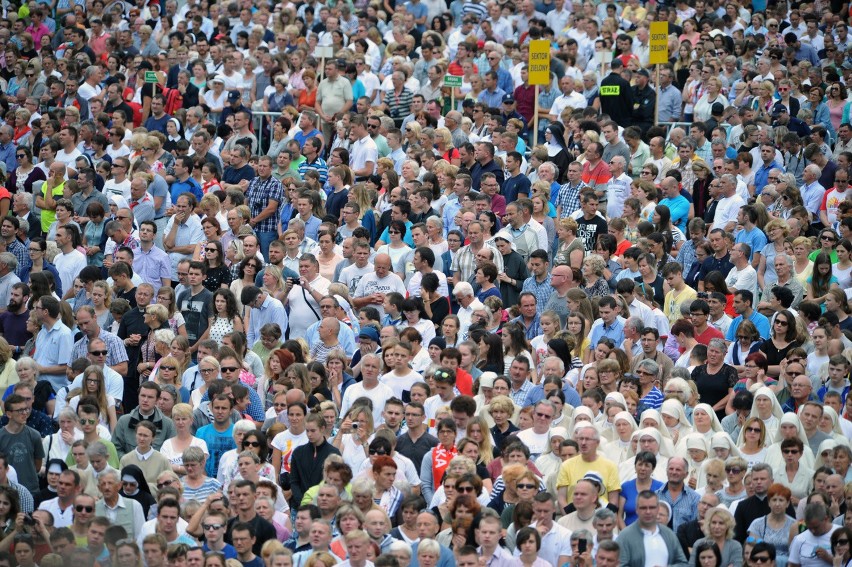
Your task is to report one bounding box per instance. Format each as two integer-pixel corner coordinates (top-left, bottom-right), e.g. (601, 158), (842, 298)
(578, 539), (587, 554)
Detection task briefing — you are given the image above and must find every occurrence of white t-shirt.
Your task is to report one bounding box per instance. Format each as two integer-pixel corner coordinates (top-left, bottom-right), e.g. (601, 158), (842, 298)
(516, 428), (550, 460)
(724, 264), (759, 300)
(54, 249), (88, 295)
(713, 194), (746, 230)
(340, 381), (395, 425)
(103, 179), (132, 201)
(55, 147), (83, 169)
(353, 272), (406, 318)
(340, 262), (374, 296)
(379, 369), (422, 401)
(271, 429), (309, 475)
(78, 82), (103, 101)
(788, 524), (839, 567)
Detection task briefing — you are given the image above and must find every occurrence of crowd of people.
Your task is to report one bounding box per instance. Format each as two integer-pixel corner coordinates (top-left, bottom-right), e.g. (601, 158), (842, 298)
(1, 0), (852, 567)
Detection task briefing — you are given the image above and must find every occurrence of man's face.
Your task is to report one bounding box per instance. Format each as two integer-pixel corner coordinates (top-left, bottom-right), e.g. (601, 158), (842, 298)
(143, 545), (166, 567)
(231, 529), (254, 554)
(309, 522), (332, 548)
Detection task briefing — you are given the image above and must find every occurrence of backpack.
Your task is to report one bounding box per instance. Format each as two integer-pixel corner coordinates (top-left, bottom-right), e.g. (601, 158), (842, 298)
(158, 84), (184, 115)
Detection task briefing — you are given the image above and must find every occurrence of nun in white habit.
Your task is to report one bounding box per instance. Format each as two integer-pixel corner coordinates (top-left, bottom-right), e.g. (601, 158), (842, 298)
(748, 385), (785, 441)
(618, 427), (671, 483)
(602, 410), (638, 463)
(765, 413), (815, 475)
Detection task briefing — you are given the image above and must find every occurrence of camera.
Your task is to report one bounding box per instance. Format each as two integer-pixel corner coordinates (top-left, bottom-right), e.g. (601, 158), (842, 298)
(352, 423), (359, 430)
(22, 514), (35, 527)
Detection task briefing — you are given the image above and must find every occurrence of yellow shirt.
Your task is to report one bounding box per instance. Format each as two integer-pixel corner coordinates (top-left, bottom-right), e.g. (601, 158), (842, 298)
(556, 454), (620, 503)
(664, 285), (698, 325)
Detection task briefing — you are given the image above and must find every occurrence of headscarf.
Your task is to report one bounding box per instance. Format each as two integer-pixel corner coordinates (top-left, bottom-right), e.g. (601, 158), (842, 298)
(709, 431), (743, 460)
(568, 405), (598, 434)
(766, 412), (815, 473)
(692, 403), (724, 439)
(815, 439), (839, 469)
(820, 406), (846, 442)
(167, 117), (184, 141)
(545, 122), (569, 157)
(602, 411), (637, 462)
(748, 385), (784, 439)
(638, 408), (676, 456)
(683, 433), (710, 487)
(662, 399), (694, 449)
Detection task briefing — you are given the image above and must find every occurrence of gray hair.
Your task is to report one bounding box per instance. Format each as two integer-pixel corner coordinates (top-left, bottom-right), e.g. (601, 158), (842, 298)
(0, 253), (17, 271)
(571, 529), (594, 543)
(708, 338), (727, 352)
(774, 253), (794, 269)
(57, 407), (78, 423)
(86, 440), (109, 459)
(664, 377), (691, 404)
(15, 192), (33, 209)
(98, 468), (120, 483)
(635, 358), (660, 376)
(233, 419), (256, 438)
(593, 507), (617, 523)
(751, 462), (773, 476)
(418, 539), (441, 557)
(805, 164), (821, 177)
(182, 446), (206, 463)
(351, 476), (375, 495)
(15, 357), (39, 376)
(544, 356), (565, 374)
(388, 541), (412, 558)
(625, 316), (644, 333)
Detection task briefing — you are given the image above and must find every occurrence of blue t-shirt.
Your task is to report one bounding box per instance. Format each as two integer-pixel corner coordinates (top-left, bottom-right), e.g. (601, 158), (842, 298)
(195, 423), (236, 477)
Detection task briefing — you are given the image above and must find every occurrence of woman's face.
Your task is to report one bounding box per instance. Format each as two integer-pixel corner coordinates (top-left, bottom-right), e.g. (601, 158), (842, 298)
(635, 460), (653, 480)
(583, 371), (599, 391)
(698, 549), (718, 567)
(694, 409), (710, 429)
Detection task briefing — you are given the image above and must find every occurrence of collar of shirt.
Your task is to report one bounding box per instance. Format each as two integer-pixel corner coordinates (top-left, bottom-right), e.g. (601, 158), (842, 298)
(136, 447), (154, 460)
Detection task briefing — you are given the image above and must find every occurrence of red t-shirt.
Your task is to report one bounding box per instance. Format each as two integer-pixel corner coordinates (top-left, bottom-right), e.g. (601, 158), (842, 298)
(582, 159), (611, 188)
(695, 325), (725, 345)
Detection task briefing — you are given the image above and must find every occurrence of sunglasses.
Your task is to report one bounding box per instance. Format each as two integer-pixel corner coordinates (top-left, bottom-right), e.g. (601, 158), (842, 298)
(15, 154), (25, 159)
(243, 441), (261, 447)
(516, 483), (537, 489)
(220, 366), (239, 373)
(457, 486), (476, 493)
(160, 365), (176, 371)
(202, 523), (224, 530)
(75, 505), (94, 513)
(369, 449), (388, 456)
(157, 479), (174, 489)
(726, 467), (744, 473)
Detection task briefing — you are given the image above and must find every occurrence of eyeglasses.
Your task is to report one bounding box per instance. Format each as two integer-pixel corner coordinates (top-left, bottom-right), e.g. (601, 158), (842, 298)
(535, 412), (553, 419)
(116, 215), (131, 220)
(516, 483), (537, 489)
(388, 230), (400, 234)
(220, 366), (239, 372)
(202, 524), (224, 531)
(243, 441), (261, 447)
(768, 176), (779, 181)
(157, 479), (174, 489)
(200, 367), (217, 374)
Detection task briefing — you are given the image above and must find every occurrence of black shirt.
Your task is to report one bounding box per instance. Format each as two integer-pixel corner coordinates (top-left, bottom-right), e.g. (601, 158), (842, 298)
(226, 514), (277, 555)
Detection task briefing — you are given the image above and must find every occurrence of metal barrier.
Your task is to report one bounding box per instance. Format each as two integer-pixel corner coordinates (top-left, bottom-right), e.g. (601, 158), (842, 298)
(250, 110), (285, 156)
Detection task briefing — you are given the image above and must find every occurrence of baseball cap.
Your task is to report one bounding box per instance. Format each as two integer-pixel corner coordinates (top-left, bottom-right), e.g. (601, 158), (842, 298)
(227, 90), (241, 102)
(359, 326), (380, 342)
(501, 94), (515, 104)
(636, 68), (650, 77)
(771, 102), (788, 117)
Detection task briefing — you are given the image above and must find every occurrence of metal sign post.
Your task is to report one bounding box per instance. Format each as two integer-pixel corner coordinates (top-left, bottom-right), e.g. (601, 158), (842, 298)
(528, 40), (551, 148)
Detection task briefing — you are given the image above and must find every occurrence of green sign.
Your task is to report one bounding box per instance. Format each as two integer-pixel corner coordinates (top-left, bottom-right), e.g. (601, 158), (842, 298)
(443, 75), (463, 88)
(144, 71), (158, 83)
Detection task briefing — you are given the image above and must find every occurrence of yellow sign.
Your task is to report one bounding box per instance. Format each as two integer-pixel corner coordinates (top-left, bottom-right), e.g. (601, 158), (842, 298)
(528, 40), (551, 85)
(649, 22), (669, 65)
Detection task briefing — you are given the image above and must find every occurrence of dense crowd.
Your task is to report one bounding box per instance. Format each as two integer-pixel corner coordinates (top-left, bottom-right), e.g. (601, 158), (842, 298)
(1, 0), (852, 567)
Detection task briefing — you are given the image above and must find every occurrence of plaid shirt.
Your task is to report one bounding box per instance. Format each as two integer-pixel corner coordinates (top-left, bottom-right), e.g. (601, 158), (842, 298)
(555, 180), (587, 218)
(452, 243), (503, 282)
(245, 175), (285, 234)
(676, 239), (700, 278)
(7, 239), (30, 279)
(509, 379), (533, 406)
(521, 275), (553, 314)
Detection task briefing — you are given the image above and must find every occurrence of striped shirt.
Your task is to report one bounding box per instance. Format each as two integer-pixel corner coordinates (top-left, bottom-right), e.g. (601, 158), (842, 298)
(298, 157), (329, 186)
